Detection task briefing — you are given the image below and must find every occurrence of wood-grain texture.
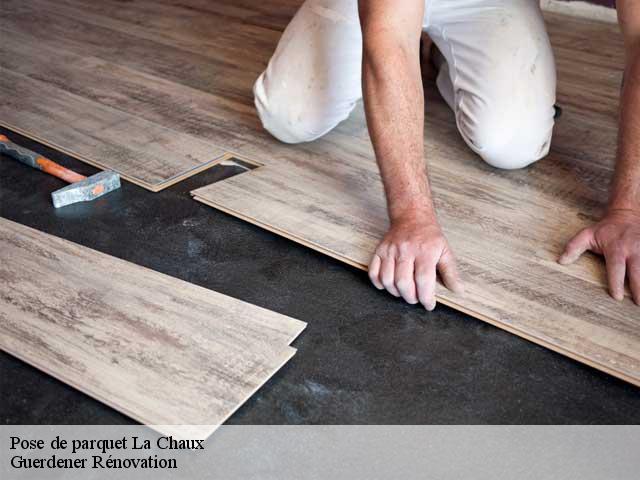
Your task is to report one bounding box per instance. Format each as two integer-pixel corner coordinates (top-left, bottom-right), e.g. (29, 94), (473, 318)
(1, 1), (637, 384)
(178, 7), (637, 384)
(0, 218), (306, 438)
(0, 0), (234, 190)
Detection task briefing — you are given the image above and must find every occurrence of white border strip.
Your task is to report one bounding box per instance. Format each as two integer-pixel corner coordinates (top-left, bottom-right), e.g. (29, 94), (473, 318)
(541, 0), (617, 23)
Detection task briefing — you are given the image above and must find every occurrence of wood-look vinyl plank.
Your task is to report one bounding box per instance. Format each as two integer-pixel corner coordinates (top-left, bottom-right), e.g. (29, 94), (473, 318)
(0, 1), (241, 190)
(0, 31), (254, 156)
(189, 12), (640, 385)
(0, 69), (227, 190)
(0, 218), (305, 438)
(1, 1), (265, 105)
(2, 0), (637, 384)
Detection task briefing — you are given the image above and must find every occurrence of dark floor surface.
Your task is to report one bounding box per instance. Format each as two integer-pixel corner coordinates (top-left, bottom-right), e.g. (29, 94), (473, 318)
(1, 126), (638, 425)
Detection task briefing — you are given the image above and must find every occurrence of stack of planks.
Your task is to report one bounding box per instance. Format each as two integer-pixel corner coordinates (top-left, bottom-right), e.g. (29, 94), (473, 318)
(0, 0), (638, 387)
(0, 218), (306, 439)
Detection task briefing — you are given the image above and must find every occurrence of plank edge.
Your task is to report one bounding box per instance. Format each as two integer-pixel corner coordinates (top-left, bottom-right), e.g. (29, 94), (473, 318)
(0, 123), (229, 191)
(192, 196), (640, 388)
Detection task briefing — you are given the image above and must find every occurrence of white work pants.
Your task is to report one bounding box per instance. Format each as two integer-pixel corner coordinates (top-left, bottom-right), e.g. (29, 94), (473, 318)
(254, 0), (556, 169)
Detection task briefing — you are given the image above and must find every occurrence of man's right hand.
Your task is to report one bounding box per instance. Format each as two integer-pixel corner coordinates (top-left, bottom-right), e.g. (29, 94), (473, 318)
(368, 214), (464, 310)
(359, 0), (461, 310)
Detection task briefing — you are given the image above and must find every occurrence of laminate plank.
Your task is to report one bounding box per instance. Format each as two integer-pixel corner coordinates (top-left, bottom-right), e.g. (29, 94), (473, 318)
(0, 1), (264, 105)
(0, 1), (237, 190)
(0, 71), (227, 190)
(0, 31), (252, 156)
(2, 0), (637, 384)
(0, 218), (305, 438)
(189, 11), (640, 385)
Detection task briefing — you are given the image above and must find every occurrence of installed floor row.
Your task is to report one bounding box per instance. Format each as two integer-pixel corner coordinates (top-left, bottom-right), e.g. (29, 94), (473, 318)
(1, 0), (638, 386)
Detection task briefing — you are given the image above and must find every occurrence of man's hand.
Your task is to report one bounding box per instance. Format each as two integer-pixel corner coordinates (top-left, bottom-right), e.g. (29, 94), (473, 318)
(359, 0), (458, 309)
(369, 213), (463, 310)
(558, 1), (640, 306)
(559, 209), (640, 304)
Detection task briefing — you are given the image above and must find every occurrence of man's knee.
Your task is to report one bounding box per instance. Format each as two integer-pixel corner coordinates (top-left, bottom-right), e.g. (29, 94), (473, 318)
(457, 98), (555, 170)
(254, 73), (343, 144)
(474, 125), (553, 171)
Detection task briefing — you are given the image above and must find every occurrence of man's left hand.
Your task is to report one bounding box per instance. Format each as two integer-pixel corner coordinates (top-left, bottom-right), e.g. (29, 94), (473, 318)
(559, 209), (640, 304)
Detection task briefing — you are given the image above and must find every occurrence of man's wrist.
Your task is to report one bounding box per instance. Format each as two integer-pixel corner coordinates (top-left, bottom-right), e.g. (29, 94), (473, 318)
(389, 198), (438, 225)
(607, 191), (640, 215)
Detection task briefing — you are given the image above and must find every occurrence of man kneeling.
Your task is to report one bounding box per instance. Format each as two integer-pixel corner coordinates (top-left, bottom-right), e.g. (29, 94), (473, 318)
(254, 0), (640, 309)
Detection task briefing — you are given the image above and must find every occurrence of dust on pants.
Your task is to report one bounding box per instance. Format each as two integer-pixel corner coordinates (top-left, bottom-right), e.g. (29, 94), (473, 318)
(254, 0), (556, 170)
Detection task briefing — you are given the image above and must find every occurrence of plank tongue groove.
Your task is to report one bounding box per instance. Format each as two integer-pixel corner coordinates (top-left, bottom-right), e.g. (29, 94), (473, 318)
(189, 10), (640, 385)
(0, 0), (233, 190)
(0, 69), (228, 190)
(1, 0), (638, 385)
(0, 218), (305, 439)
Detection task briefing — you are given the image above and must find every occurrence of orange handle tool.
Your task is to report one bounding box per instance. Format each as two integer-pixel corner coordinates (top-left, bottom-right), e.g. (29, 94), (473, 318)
(0, 134), (86, 184)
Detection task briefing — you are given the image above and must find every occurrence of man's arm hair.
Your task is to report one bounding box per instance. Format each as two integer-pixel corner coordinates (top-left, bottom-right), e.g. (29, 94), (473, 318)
(360, 1), (463, 308)
(611, 0), (640, 211)
(559, 1), (640, 305)
(358, 0), (434, 223)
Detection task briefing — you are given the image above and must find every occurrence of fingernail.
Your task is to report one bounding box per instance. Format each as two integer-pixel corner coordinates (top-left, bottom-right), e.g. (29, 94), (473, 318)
(425, 302), (436, 311)
(610, 290), (623, 301)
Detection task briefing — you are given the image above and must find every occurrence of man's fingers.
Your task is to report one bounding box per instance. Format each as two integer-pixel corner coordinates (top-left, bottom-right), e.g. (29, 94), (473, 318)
(559, 228), (595, 265)
(628, 256), (640, 305)
(437, 251), (464, 294)
(380, 256), (400, 297)
(395, 258), (418, 304)
(368, 254), (383, 289)
(605, 250), (627, 301)
(415, 256), (437, 311)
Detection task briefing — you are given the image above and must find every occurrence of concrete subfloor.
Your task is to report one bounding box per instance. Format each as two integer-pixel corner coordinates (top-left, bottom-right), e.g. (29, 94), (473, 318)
(1, 126), (639, 425)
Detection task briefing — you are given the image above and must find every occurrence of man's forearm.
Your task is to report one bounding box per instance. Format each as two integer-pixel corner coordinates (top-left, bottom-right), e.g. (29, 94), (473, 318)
(359, 1), (462, 307)
(560, 8), (640, 305)
(610, 40), (640, 211)
(361, 37), (435, 224)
